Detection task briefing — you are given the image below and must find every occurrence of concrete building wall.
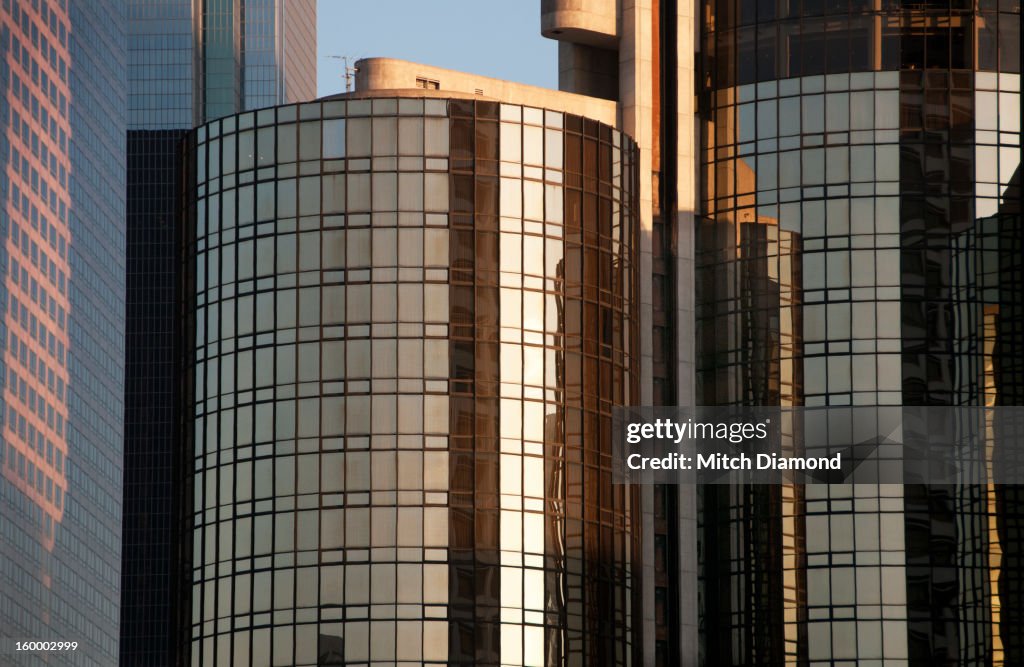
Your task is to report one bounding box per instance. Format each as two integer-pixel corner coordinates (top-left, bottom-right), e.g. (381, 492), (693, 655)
(353, 58), (618, 126)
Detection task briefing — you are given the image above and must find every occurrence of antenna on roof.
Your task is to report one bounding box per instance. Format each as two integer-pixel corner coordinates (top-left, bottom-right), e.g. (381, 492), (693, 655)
(324, 55), (358, 92)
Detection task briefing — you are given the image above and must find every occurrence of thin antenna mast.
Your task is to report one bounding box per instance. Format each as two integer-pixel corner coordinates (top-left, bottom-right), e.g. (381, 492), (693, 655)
(324, 55), (358, 92)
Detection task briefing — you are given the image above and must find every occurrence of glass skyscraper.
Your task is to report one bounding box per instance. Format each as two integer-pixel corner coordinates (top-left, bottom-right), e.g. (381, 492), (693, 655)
(121, 1), (315, 664)
(697, 2), (1021, 664)
(179, 80), (640, 665)
(127, 0), (316, 130)
(0, 0), (127, 665)
(545, 0), (1022, 664)
(118, 1), (1024, 664)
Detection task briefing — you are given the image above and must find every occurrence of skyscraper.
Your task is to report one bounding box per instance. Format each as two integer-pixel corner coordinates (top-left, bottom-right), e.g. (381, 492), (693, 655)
(127, 0), (316, 131)
(542, 2), (699, 661)
(121, 2), (315, 663)
(694, 1), (1022, 660)
(0, 1), (127, 665)
(545, 0), (1022, 663)
(177, 60), (641, 666)
(155, 2), (1023, 664)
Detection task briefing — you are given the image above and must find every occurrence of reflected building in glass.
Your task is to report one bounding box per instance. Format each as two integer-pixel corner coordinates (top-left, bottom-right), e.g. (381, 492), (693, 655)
(695, 1), (1022, 664)
(178, 61), (641, 665)
(542, 1), (701, 662)
(0, 0), (127, 664)
(165, 1), (1023, 663)
(122, 1), (315, 664)
(543, 0), (1023, 664)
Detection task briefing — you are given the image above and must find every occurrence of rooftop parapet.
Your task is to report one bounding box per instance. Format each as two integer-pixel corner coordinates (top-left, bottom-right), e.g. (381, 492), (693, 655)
(337, 57), (618, 127)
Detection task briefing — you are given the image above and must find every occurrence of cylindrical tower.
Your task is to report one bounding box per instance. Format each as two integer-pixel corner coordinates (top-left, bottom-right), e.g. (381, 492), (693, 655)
(698, 2), (1021, 664)
(180, 94), (640, 665)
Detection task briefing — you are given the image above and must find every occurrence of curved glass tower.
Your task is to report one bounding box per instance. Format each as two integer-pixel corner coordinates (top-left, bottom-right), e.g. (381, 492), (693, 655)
(181, 93), (641, 665)
(698, 1), (1021, 664)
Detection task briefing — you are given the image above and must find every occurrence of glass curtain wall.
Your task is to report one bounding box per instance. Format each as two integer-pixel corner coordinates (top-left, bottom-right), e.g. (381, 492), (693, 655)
(698, 0), (1022, 664)
(122, 2), (315, 661)
(0, 1), (127, 664)
(182, 95), (641, 666)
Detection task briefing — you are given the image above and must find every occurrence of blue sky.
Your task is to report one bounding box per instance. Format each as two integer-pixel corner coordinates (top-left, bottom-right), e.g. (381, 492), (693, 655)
(316, 1), (558, 97)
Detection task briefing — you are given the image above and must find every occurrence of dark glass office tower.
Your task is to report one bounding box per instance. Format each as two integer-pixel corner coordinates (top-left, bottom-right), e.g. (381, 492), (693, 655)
(123, 128), (189, 666)
(121, 2), (315, 664)
(0, 0), (127, 664)
(697, 1), (1022, 664)
(179, 87), (641, 665)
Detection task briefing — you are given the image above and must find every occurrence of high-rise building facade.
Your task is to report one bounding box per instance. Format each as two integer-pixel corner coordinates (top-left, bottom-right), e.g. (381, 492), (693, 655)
(0, 0), (127, 664)
(178, 63), (641, 665)
(127, 0), (316, 131)
(546, 0), (1023, 664)
(695, 1), (1022, 662)
(543, 2), (700, 662)
(146, 2), (1023, 664)
(121, 2), (315, 664)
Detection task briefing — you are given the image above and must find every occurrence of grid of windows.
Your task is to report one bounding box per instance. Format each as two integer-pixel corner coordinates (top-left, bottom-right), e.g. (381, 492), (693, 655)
(128, 0), (194, 128)
(0, 0), (126, 664)
(121, 130), (187, 666)
(128, 0), (317, 130)
(1, 0), (73, 541)
(123, 2), (316, 661)
(699, 72), (905, 408)
(699, 0), (1024, 659)
(242, 0), (316, 110)
(183, 96), (640, 665)
(703, 0), (1021, 87)
(186, 97), (453, 666)
(446, 99), (639, 665)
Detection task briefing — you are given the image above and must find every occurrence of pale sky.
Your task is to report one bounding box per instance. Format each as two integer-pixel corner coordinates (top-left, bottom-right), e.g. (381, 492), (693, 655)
(316, 1), (559, 98)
